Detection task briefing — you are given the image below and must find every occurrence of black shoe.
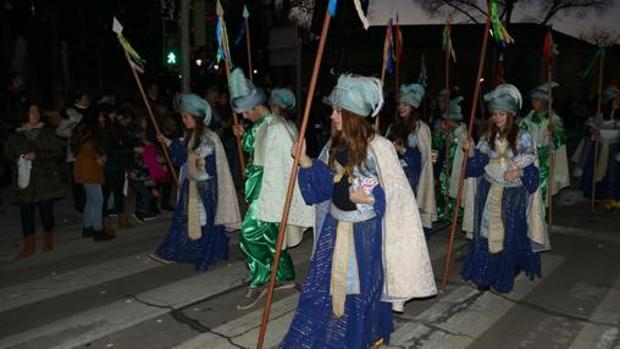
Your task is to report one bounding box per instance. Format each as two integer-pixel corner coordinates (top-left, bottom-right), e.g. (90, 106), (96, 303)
(133, 211), (157, 223)
(82, 227), (94, 238)
(93, 229), (116, 241)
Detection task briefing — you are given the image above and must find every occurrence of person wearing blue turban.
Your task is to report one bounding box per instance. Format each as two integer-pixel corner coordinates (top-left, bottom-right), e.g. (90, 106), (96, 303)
(460, 83), (549, 294)
(281, 74), (436, 348)
(519, 82), (570, 211)
(573, 85), (620, 209)
(269, 88), (296, 122)
(229, 69), (314, 310)
(148, 94), (241, 271)
(386, 82), (437, 239)
(436, 96), (469, 224)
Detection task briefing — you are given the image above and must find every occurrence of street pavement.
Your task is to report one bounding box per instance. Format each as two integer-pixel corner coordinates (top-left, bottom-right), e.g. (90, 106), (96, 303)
(0, 188), (619, 349)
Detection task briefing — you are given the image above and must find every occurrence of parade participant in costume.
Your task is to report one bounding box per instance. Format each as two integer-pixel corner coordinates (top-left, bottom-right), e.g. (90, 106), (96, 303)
(461, 84), (549, 294)
(387, 83), (437, 238)
(149, 94), (241, 271)
(519, 82), (570, 208)
(573, 86), (620, 209)
(269, 88), (297, 125)
(230, 69), (313, 310)
(281, 75), (436, 348)
(438, 97), (469, 225)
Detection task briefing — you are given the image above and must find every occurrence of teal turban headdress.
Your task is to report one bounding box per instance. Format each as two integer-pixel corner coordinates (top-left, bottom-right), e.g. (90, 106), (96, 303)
(269, 88), (296, 110)
(326, 74), (384, 118)
(174, 93), (212, 126)
(484, 83), (522, 115)
(530, 82), (559, 102)
(229, 68), (266, 113)
(446, 96), (464, 121)
(399, 83), (425, 109)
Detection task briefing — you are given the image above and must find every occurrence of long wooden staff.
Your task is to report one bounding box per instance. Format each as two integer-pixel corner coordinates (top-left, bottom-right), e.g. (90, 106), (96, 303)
(443, 20), (452, 218)
(547, 67), (555, 225)
(255, 5), (333, 349)
(123, 50), (179, 185)
(375, 21), (392, 130)
(244, 5), (254, 82)
(440, 14), (491, 291)
(591, 49), (605, 210)
(217, 1), (246, 178)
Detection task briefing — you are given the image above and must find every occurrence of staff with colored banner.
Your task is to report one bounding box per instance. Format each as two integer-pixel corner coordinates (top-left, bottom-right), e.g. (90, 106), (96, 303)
(112, 17), (178, 185)
(215, 0), (246, 179)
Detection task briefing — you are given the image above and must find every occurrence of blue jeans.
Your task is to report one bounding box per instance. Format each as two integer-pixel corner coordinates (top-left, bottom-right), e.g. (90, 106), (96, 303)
(20, 200), (55, 236)
(83, 183), (103, 230)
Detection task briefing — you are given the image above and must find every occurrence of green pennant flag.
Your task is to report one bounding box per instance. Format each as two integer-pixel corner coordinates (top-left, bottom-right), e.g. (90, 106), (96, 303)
(579, 47), (605, 79)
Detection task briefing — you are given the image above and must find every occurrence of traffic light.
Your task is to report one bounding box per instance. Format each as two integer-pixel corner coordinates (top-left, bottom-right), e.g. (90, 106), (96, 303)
(166, 50), (178, 65)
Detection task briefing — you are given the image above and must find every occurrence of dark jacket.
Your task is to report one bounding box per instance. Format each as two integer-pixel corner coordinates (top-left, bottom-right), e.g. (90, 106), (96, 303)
(4, 124), (64, 204)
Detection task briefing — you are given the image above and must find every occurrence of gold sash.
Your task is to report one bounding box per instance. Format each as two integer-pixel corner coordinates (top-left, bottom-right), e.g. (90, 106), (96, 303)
(330, 221), (353, 318)
(487, 184), (505, 254)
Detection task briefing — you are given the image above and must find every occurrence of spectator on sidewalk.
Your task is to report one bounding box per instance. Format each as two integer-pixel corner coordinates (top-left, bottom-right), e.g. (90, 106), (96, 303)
(5, 102), (64, 259)
(127, 114), (159, 223)
(56, 91), (90, 212)
(101, 104), (132, 233)
(72, 106), (115, 241)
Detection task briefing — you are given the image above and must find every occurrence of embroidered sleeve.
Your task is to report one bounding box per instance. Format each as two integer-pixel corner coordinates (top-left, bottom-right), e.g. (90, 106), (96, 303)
(169, 139), (187, 167)
(466, 151), (489, 178)
(371, 184), (386, 219)
(402, 147), (422, 189)
(298, 159), (334, 205)
(512, 132), (536, 169)
(520, 164), (540, 194)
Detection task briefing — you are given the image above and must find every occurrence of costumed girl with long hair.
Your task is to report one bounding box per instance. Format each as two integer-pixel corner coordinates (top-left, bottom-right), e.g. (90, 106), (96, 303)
(572, 86), (620, 209)
(461, 84), (549, 294)
(387, 83), (437, 239)
(149, 94), (240, 271)
(281, 75), (436, 348)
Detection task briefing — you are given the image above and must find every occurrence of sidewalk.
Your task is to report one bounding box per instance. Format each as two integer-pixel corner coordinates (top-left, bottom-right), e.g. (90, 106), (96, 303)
(551, 189), (619, 242)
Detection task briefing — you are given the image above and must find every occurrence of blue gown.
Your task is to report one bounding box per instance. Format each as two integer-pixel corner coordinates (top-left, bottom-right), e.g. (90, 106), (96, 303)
(461, 134), (542, 293)
(281, 160), (393, 349)
(153, 139), (229, 271)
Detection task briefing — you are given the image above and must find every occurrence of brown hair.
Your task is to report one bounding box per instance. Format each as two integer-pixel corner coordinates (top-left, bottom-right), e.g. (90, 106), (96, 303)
(388, 107), (419, 146)
(485, 112), (519, 153)
(183, 114), (205, 151)
(329, 109), (374, 170)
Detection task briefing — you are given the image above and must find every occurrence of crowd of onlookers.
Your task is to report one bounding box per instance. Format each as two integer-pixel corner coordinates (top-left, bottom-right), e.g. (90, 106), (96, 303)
(0, 71), (595, 260)
(0, 73), (243, 259)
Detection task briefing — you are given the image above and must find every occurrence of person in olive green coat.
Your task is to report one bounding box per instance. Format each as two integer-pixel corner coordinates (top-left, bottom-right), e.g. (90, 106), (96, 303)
(4, 102), (64, 259)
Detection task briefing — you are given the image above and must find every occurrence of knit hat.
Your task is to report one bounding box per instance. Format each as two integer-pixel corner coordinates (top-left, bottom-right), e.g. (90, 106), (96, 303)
(326, 74), (384, 118)
(484, 83), (522, 115)
(174, 93), (213, 126)
(398, 83), (426, 109)
(229, 68), (267, 113)
(530, 82), (559, 102)
(269, 88), (296, 110)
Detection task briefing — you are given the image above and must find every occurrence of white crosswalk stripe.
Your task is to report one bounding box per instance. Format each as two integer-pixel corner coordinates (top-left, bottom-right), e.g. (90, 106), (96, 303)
(1, 226), (619, 349)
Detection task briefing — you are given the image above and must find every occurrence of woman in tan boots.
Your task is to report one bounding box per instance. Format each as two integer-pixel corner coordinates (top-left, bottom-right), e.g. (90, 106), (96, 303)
(5, 102), (64, 259)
